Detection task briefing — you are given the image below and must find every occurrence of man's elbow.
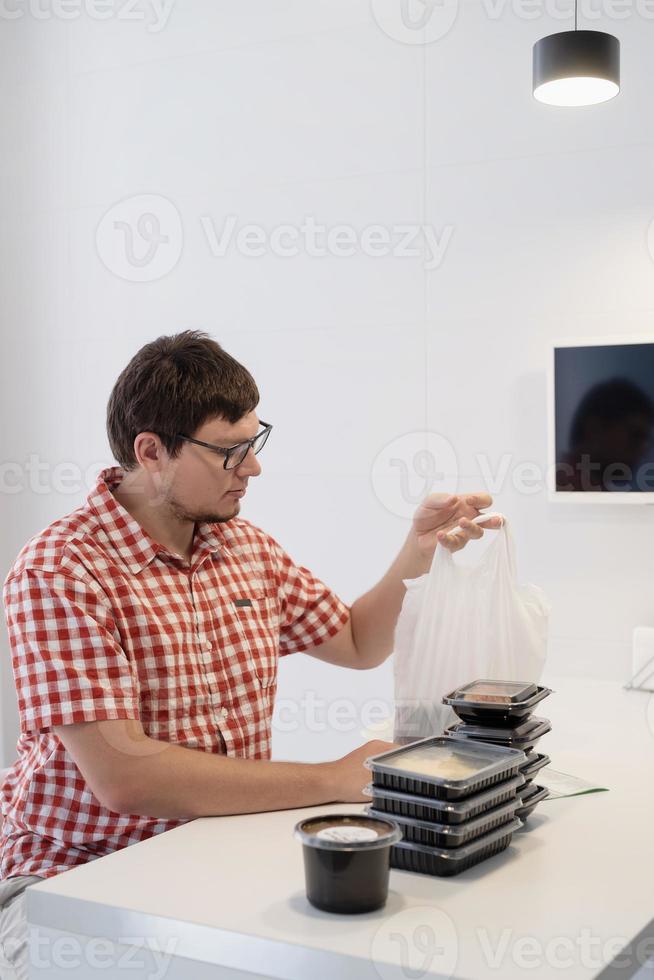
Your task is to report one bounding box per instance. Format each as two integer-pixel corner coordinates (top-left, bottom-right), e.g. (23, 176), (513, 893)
(54, 718), (160, 817)
(106, 789), (138, 815)
(350, 646), (392, 670)
(90, 777), (141, 816)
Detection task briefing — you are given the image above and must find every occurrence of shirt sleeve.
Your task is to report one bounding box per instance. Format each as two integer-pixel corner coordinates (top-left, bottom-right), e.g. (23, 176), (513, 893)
(266, 539), (350, 657)
(3, 568), (141, 734)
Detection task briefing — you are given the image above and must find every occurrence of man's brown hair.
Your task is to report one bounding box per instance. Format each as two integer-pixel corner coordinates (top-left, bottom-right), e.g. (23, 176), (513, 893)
(107, 330), (260, 470)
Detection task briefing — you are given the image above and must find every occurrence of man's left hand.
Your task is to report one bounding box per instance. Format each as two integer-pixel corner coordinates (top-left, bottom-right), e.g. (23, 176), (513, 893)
(411, 492), (503, 558)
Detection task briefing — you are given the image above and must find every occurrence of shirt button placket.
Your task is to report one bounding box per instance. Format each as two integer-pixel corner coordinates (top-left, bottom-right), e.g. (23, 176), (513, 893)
(190, 567), (230, 745)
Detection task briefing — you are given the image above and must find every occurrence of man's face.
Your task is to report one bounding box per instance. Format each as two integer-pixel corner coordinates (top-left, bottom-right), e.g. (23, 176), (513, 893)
(161, 411), (263, 524)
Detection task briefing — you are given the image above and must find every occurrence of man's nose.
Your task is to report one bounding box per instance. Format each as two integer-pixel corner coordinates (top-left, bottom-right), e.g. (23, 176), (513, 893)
(236, 447), (262, 477)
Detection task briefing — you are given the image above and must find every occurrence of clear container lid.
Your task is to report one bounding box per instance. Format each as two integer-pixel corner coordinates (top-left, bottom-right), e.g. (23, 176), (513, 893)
(444, 685), (552, 714)
(365, 798), (519, 838)
(392, 817), (523, 862)
(363, 773), (526, 818)
(450, 679), (538, 704)
(449, 716), (540, 739)
(520, 783), (549, 805)
(365, 736), (526, 790)
(520, 752), (551, 775)
(294, 813), (402, 850)
(448, 717), (550, 742)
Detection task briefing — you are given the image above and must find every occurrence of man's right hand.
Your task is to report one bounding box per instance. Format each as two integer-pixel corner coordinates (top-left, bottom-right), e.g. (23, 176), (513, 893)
(323, 740), (400, 803)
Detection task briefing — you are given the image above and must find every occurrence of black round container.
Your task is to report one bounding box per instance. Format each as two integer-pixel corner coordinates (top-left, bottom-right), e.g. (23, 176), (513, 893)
(294, 813), (401, 914)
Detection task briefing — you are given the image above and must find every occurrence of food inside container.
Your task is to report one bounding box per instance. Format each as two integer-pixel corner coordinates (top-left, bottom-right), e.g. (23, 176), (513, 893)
(364, 773), (526, 825)
(381, 749), (478, 779)
(294, 813), (401, 914)
(444, 685), (553, 725)
(450, 679), (538, 704)
(390, 818), (523, 877)
(365, 736), (526, 801)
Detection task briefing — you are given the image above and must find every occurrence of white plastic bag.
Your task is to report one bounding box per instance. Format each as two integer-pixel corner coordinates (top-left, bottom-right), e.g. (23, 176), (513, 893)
(393, 516), (550, 742)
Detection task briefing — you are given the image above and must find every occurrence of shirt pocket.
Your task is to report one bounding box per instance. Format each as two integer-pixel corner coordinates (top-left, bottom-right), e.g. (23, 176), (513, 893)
(227, 585), (280, 690)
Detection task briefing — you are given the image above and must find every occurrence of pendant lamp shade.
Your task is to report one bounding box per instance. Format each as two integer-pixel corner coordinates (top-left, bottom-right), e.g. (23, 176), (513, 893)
(533, 30), (620, 106)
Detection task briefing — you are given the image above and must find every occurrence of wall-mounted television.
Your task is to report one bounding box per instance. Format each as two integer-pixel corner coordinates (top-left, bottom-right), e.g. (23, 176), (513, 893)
(548, 337), (654, 504)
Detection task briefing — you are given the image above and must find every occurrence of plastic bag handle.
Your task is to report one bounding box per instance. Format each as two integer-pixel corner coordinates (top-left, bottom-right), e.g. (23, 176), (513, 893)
(447, 511), (505, 537)
(434, 511), (516, 581)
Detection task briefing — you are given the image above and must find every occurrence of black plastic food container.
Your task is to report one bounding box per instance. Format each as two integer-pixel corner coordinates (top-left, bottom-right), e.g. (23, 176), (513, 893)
(364, 772), (525, 825)
(365, 736), (526, 801)
(446, 717), (551, 755)
(443, 681), (553, 726)
(519, 752), (550, 785)
(390, 817), (522, 877)
(365, 797), (519, 848)
(294, 813), (401, 914)
(516, 783), (549, 820)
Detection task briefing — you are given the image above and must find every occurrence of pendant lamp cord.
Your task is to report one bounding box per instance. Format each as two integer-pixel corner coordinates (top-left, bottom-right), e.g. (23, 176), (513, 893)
(575, 0), (578, 30)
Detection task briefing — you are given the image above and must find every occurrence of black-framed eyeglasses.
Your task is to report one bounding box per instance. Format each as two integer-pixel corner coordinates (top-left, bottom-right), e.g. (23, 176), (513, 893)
(175, 421), (273, 470)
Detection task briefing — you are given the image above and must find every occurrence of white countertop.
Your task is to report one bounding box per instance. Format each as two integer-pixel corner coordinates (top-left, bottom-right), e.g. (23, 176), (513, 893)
(26, 675), (654, 979)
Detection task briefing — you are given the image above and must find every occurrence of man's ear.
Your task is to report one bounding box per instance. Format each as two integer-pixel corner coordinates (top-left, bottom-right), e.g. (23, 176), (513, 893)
(134, 432), (167, 470)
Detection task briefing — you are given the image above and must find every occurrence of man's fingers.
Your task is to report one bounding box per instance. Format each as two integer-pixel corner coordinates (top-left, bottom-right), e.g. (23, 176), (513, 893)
(420, 493), (458, 511)
(447, 518), (483, 539)
(466, 492), (493, 510)
(437, 531), (465, 553)
(460, 518), (484, 540)
(420, 492), (494, 512)
(437, 518), (483, 551)
(412, 494), (458, 532)
(475, 515), (504, 529)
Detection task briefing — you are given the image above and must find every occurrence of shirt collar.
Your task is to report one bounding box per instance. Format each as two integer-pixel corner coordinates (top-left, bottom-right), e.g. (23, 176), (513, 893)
(86, 466), (226, 574)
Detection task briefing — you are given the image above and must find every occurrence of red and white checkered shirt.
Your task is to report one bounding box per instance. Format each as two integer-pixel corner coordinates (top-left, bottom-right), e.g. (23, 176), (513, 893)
(1, 466), (349, 881)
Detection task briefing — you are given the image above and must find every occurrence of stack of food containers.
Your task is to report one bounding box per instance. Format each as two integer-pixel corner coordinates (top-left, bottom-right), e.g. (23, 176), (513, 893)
(442, 680), (552, 821)
(363, 736), (526, 877)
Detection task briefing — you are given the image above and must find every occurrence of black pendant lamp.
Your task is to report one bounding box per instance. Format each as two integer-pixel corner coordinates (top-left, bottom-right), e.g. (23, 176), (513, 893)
(533, 0), (620, 107)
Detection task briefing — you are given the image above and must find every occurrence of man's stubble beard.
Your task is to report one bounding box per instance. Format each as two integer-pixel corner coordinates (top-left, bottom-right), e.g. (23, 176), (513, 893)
(166, 492), (238, 525)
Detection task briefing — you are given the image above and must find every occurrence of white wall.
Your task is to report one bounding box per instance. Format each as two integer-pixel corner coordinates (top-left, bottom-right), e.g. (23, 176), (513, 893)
(2, 0), (654, 766)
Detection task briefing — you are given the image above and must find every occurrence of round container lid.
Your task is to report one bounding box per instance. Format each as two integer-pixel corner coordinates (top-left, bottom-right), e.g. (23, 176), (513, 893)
(294, 813), (402, 850)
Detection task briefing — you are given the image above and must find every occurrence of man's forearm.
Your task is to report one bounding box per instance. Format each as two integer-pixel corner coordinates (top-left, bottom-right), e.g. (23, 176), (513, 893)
(117, 739), (339, 819)
(349, 529), (431, 670)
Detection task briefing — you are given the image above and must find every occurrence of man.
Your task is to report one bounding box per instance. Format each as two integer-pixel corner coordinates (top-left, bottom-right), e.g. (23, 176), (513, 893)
(0, 330), (500, 978)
